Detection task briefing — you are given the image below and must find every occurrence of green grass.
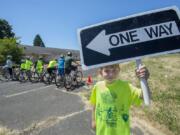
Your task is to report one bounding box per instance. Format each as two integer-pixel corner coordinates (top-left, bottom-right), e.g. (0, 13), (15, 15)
(120, 54), (180, 135)
(0, 127), (19, 135)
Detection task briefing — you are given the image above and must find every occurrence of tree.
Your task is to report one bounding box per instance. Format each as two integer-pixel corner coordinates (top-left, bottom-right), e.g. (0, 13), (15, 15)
(0, 19), (15, 39)
(0, 38), (24, 64)
(33, 34), (45, 47)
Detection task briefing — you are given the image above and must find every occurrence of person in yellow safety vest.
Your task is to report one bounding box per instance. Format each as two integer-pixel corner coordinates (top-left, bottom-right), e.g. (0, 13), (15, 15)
(20, 59), (26, 71)
(25, 56), (33, 71)
(35, 56), (44, 74)
(47, 58), (57, 76)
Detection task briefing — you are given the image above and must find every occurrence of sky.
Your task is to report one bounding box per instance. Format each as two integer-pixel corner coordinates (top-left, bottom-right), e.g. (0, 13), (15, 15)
(1, 0), (180, 50)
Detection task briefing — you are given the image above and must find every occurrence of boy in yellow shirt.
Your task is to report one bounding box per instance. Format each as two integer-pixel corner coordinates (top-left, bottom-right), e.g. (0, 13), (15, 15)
(90, 64), (149, 135)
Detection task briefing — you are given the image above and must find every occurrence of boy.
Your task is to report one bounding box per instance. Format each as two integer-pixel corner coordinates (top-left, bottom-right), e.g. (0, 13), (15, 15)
(5, 55), (13, 79)
(90, 64), (149, 135)
(58, 54), (65, 77)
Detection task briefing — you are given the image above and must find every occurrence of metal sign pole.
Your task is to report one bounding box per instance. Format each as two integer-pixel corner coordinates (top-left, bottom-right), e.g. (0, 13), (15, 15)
(136, 59), (151, 106)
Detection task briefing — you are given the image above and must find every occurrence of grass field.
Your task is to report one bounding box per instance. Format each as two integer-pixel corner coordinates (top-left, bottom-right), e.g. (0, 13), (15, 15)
(113, 53), (180, 135)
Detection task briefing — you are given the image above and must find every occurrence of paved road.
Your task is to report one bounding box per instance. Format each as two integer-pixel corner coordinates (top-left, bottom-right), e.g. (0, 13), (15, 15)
(0, 81), (167, 135)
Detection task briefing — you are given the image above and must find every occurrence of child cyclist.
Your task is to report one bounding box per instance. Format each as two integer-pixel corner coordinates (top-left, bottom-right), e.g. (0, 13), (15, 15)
(58, 54), (65, 77)
(90, 64), (149, 135)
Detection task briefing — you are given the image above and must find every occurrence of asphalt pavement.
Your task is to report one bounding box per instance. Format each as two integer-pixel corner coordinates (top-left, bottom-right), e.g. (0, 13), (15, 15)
(0, 81), (167, 135)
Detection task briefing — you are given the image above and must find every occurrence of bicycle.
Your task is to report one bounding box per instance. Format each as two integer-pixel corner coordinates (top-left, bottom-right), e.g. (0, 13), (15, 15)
(19, 69), (33, 83)
(0, 66), (11, 82)
(43, 68), (57, 85)
(55, 73), (65, 88)
(30, 70), (40, 83)
(12, 66), (21, 81)
(64, 65), (83, 90)
(64, 74), (72, 90)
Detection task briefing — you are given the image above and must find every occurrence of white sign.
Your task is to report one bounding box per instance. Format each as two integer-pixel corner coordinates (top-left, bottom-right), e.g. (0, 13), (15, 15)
(87, 21), (180, 56)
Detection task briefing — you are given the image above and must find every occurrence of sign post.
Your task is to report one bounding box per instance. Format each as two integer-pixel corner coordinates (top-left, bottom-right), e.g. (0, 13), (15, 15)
(136, 59), (150, 105)
(78, 6), (180, 105)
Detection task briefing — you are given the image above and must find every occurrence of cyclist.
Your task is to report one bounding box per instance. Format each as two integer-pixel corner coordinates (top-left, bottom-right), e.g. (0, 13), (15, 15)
(25, 56), (33, 79)
(58, 54), (65, 77)
(35, 56), (44, 74)
(47, 58), (57, 76)
(64, 52), (77, 74)
(19, 59), (26, 81)
(5, 55), (13, 78)
(20, 59), (26, 71)
(25, 56), (33, 71)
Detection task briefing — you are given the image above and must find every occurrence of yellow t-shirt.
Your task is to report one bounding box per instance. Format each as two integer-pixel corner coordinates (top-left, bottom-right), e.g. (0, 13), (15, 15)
(48, 60), (57, 68)
(90, 80), (142, 135)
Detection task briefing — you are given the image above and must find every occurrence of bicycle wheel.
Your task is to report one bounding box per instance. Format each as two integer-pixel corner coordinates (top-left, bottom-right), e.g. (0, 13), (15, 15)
(76, 71), (83, 83)
(43, 72), (51, 84)
(51, 72), (56, 84)
(26, 71), (32, 82)
(55, 75), (64, 88)
(64, 74), (72, 90)
(4, 71), (11, 81)
(19, 73), (23, 82)
(40, 71), (46, 83)
(0, 74), (9, 82)
(13, 69), (20, 81)
(31, 72), (39, 83)
(19, 71), (27, 83)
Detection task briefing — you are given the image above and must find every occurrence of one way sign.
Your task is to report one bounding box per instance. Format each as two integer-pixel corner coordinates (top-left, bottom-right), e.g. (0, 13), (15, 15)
(78, 6), (180, 70)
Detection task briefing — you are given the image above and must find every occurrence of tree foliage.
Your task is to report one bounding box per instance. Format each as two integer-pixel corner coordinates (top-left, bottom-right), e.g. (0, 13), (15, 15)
(0, 38), (24, 64)
(0, 19), (15, 39)
(33, 34), (45, 47)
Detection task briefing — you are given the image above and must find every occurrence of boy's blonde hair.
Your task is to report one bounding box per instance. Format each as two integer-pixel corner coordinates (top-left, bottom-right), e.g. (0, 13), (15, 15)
(97, 64), (120, 80)
(99, 64), (120, 71)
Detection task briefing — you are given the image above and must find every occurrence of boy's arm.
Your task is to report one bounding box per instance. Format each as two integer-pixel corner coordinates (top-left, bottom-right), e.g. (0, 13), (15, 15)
(89, 85), (97, 129)
(91, 105), (96, 129)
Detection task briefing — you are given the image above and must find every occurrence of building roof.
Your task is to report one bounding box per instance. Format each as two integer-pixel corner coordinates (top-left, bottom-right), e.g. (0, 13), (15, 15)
(19, 45), (80, 60)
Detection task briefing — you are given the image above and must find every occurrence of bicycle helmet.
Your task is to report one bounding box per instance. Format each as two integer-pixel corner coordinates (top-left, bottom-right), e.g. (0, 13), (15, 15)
(67, 51), (72, 56)
(7, 55), (12, 59)
(39, 56), (43, 60)
(26, 56), (30, 60)
(21, 59), (25, 63)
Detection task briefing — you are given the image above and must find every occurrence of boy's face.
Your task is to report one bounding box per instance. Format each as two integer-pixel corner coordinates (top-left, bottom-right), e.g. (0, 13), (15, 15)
(100, 65), (120, 83)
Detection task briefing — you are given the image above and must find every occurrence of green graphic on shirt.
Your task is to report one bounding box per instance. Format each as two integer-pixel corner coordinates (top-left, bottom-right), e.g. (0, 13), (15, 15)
(106, 107), (117, 127)
(122, 114), (129, 122)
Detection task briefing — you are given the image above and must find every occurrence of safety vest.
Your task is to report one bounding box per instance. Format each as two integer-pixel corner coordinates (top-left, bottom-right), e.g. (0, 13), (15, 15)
(25, 60), (33, 70)
(20, 63), (26, 70)
(36, 60), (43, 69)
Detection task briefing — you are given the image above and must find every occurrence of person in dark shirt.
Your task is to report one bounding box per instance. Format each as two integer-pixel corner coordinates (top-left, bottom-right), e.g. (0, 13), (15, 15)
(64, 52), (77, 74)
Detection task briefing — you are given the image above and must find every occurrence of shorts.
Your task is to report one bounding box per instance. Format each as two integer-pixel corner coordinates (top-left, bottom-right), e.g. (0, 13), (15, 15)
(8, 68), (12, 76)
(47, 67), (56, 75)
(65, 65), (77, 74)
(58, 68), (64, 76)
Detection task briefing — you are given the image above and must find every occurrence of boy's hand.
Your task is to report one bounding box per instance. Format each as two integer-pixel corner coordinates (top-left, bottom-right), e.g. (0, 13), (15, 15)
(91, 120), (96, 130)
(135, 65), (150, 80)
